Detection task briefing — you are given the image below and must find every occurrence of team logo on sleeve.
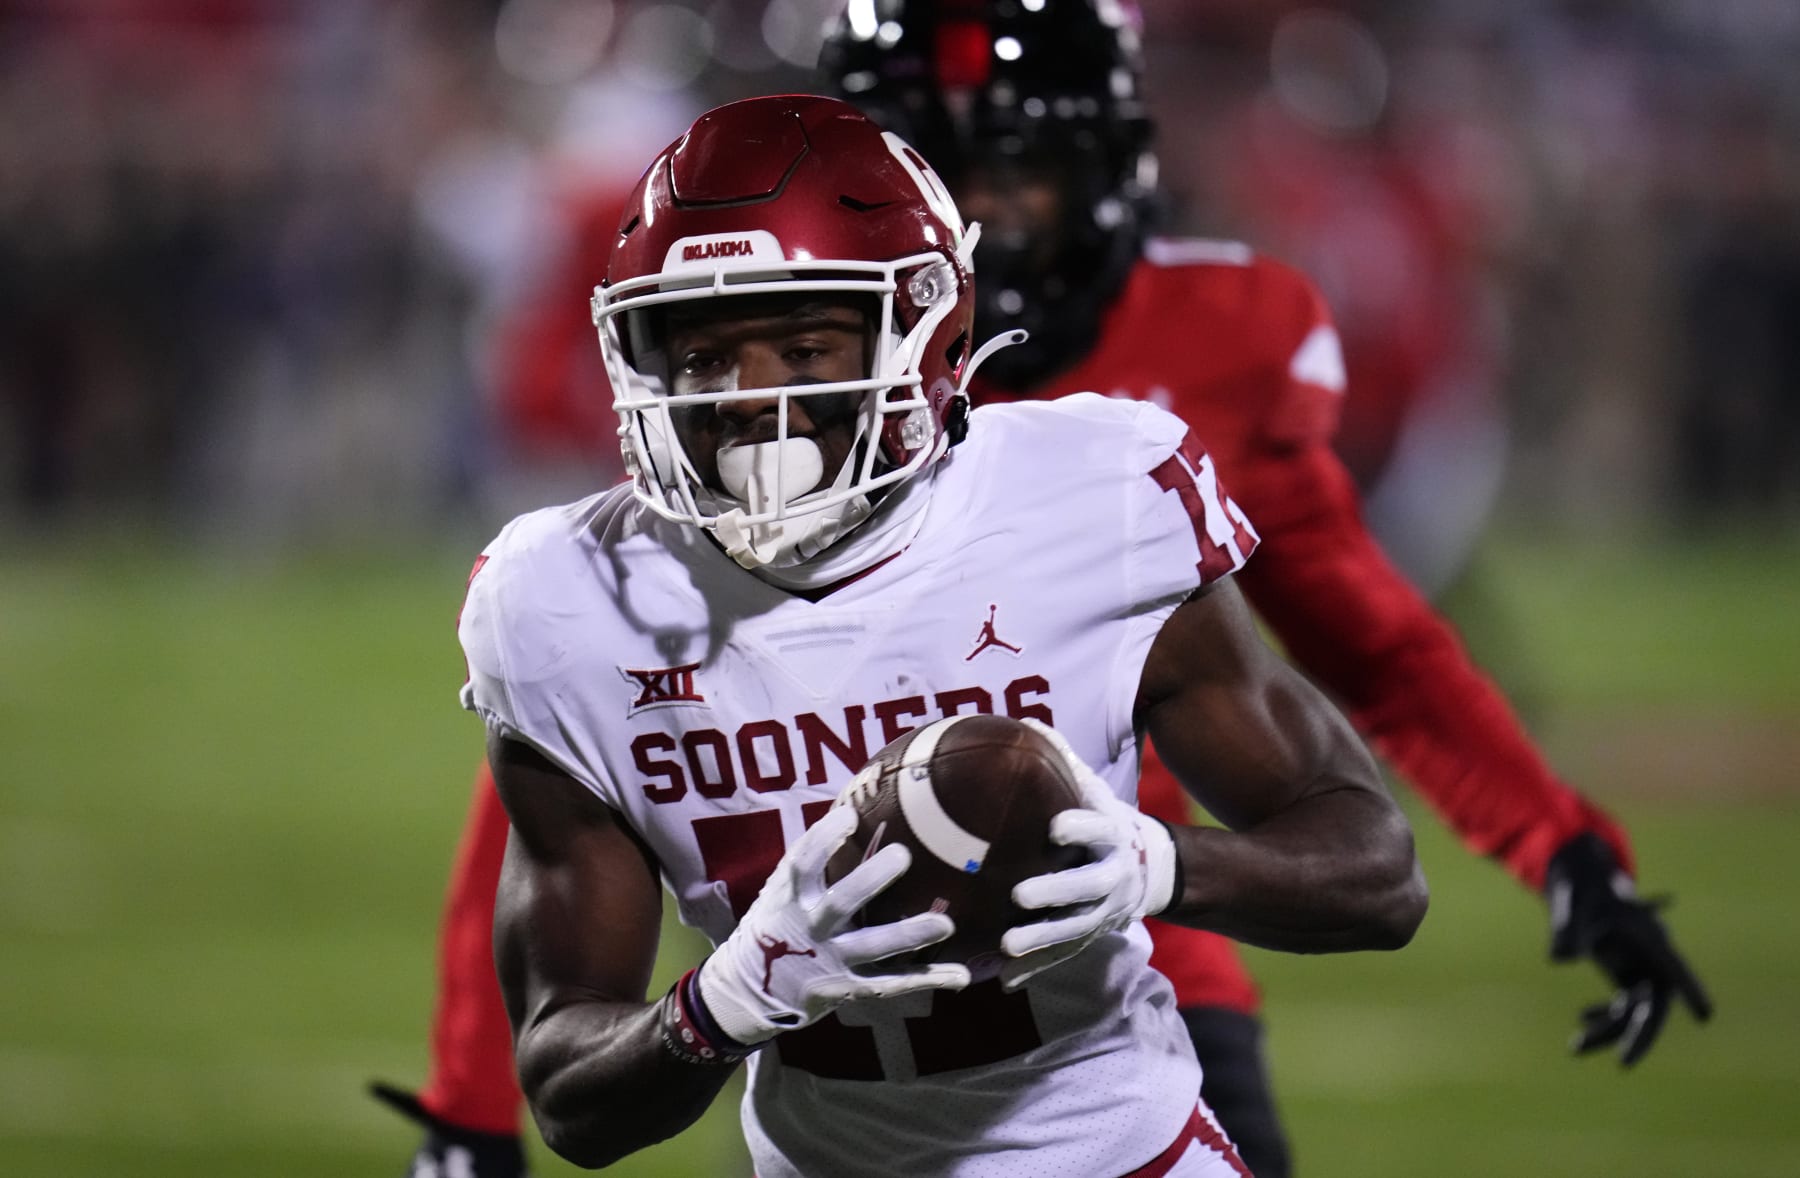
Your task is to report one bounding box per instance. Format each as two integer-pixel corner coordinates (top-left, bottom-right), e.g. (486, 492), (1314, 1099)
(622, 662), (705, 713)
(965, 604), (1024, 661)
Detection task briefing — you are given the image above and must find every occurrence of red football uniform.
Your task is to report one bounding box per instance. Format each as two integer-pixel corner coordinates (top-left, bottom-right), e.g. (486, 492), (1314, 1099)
(488, 186), (631, 462)
(413, 231), (1632, 1134)
(974, 238), (1631, 1011)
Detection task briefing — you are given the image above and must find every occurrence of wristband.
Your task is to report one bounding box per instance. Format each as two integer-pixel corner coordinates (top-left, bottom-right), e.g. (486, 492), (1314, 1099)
(1152, 818), (1184, 915)
(657, 969), (757, 1066)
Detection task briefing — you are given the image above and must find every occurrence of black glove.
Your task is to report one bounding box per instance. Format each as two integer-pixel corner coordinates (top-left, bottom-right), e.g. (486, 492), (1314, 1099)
(1545, 833), (1713, 1066)
(370, 1082), (528, 1178)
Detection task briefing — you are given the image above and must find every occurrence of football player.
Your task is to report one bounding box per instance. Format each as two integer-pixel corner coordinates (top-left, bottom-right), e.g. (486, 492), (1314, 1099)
(818, 6), (1711, 1175)
(456, 92), (1424, 1176)
(375, 4), (1708, 1175)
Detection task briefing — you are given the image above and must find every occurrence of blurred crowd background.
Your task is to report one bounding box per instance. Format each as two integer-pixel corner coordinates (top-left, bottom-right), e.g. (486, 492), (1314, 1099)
(2, 0), (1798, 575)
(5, 7), (1796, 1175)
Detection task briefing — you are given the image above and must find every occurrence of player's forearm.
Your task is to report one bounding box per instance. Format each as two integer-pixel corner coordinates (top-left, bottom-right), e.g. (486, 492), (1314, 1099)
(514, 993), (738, 1169)
(1161, 786), (1427, 953)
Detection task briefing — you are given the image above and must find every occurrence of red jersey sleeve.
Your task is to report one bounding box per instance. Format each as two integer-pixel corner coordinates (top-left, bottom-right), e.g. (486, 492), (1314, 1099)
(1256, 265), (1347, 449)
(489, 187), (629, 459)
(1228, 437), (1633, 888)
(417, 765), (526, 1133)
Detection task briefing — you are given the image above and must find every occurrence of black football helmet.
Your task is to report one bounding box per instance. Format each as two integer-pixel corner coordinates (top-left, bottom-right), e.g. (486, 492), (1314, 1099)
(819, 0), (1160, 388)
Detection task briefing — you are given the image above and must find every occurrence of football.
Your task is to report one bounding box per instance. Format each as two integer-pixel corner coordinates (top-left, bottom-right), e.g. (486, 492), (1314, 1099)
(824, 713), (1089, 982)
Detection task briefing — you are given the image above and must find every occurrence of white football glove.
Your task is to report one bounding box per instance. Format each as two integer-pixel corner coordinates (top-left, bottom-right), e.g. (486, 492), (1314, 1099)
(1000, 719), (1179, 991)
(697, 804), (971, 1045)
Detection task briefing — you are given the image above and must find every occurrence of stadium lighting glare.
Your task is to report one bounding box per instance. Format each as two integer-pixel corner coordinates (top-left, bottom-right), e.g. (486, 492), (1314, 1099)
(1270, 9), (1389, 135)
(763, 0), (834, 67)
(494, 0), (614, 86)
(617, 4), (714, 91)
(847, 0), (878, 41)
(995, 35), (1023, 61)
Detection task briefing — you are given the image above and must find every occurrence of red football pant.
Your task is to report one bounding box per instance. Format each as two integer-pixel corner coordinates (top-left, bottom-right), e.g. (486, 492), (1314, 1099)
(417, 765), (524, 1134)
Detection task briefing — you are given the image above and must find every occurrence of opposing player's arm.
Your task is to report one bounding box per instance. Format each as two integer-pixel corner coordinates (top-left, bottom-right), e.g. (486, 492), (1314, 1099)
(488, 733), (736, 1169)
(1230, 439), (1709, 1060)
(1136, 578), (1428, 952)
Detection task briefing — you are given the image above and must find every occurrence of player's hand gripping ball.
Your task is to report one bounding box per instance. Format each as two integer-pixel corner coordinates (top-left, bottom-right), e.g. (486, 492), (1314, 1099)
(824, 714), (1087, 982)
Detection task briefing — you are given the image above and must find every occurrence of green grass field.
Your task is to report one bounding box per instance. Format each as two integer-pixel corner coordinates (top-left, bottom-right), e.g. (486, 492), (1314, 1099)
(3, 530), (1796, 1176)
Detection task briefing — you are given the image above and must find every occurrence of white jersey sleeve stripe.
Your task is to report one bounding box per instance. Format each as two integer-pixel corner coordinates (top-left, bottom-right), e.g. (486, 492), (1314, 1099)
(1287, 322), (1347, 393)
(1144, 236), (1255, 268)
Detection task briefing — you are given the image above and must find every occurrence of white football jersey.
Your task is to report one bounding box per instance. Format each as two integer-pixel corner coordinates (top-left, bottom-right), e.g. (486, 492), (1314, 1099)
(459, 393), (1259, 1177)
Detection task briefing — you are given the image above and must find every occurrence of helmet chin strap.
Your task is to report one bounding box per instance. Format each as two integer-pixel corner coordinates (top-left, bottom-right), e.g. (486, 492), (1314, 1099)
(710, 437), (873, 570)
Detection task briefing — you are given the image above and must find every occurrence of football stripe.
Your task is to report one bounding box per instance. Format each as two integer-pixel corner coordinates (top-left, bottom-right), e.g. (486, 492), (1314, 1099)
(896, 716), (991, 873)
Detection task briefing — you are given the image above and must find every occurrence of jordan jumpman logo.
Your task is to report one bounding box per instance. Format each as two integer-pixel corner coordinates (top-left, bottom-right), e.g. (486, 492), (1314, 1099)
(758, 934), (818, 993)
(965, 603), (1024, 660)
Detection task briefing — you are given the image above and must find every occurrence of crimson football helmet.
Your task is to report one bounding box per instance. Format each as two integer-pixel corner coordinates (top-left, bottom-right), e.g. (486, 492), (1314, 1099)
(594, 94), (1014, 569)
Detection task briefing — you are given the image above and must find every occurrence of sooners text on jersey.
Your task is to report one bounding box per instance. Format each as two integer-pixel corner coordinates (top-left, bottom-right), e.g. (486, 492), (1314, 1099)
(458, 394), (1256, 1178)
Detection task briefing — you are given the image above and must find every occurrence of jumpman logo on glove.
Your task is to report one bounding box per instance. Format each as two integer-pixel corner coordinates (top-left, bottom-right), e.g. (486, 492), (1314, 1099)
(758, 934), (818, 993)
